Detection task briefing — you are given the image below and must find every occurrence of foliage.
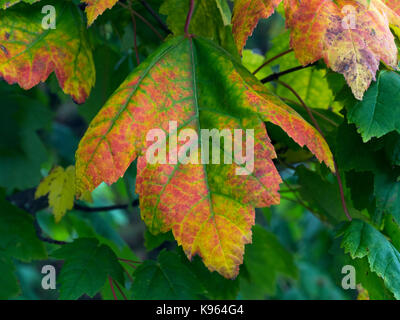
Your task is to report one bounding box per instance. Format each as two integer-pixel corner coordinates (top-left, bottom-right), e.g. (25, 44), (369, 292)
(0, 0), (400, 300)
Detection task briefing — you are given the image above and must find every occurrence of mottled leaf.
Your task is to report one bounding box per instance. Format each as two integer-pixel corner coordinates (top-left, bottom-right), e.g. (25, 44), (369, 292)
(75, 36), (333, 278)
(0, 1), (95, 103)
(286, 0), (399, 100)
(81, 0), (119, 26)
(232, 0), (282, 53)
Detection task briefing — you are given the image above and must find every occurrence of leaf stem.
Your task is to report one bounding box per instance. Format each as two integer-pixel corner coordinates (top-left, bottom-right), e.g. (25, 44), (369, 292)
(253, 49), (293, 75)
(108, 276), (118, 300)
(277, 80), (352, 221)
(184, 0), (195, 36)
(139, 0), (171, 34)
(119, 2), (163, 40)
(113, 279), (128, 300)
(261, 64), (316, 83)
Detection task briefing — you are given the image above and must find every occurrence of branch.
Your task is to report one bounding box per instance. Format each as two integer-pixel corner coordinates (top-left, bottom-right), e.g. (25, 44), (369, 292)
(184, 0), (195, 36)
(139, 0), (171, 34)
(277, 80), (352, 221)
(260, 63), (316, 84)
(253, 49), (293, 75)
(119, 2), (163, 40)
(74, 199), (139, 212)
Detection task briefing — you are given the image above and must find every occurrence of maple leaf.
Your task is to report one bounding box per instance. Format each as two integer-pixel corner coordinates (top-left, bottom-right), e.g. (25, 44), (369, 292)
(81, 0), (119, 26)
(233, 0), (400, 100)
(287, 0), (399, 100)
(0, 1), (95, 103)
(35, 166), (76, 223)
(232, 0), (282, 54)
(75, 35), (333, 278)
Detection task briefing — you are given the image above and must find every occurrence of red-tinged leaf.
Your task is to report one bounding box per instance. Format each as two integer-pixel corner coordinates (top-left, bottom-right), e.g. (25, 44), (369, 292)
(232, 0), (283, 54)
(0, 2), (95, 103)
(286, 0), (399, 100)
(81, 0), (118, 26)
(0, 0), (39, 9)
(75, 36), (333, 278)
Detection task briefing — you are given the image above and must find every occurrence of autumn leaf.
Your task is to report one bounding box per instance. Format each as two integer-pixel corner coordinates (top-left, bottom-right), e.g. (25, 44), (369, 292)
(232, 0), (282, 54)
(75, 35), (333, 279)
(233, 0), (400, 100)
(286, 0), (399, 100)
(81, 0), (119, 26)
(0, 1), (95, 103)
(0, 0), (39, 9)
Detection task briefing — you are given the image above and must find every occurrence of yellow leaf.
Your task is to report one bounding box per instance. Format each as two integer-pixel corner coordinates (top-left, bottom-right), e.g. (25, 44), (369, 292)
(35, 166), (76, 223)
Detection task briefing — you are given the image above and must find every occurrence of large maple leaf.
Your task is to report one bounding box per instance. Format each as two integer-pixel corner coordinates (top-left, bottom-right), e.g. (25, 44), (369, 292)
(233, 0), (400, 100)
(0, 1), (95, 103)
(75, 35), (334, 278)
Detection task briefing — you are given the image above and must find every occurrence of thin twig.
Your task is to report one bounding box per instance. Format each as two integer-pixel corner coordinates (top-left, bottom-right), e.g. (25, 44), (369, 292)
(108, 276), (118, 300)
(261, 64), (316, 83)
(277, 80), (352, 221)
(74, 199), (139, 212)
(253, 49), (293, 75)
(119, 2), (163, 40)
(139, 0), (171, 34)
(278, 96), (340, 127)
(118, 258), (141, 264)
(184, 0), (195, 36)
(113, 279), (128, 300)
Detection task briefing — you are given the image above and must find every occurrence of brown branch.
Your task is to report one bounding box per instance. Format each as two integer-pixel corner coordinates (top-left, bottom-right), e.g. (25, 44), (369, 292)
(119, 2), (163, 40)
(184, 0), (195, 36)
(277, 80), (352, 221)
(261, 64), (316, 83)
(253, 49), (293, 75)
(139, 0), (171, 34)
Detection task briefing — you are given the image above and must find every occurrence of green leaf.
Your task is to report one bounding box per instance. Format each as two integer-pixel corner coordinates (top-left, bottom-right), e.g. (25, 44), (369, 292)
(0, 190), (47, 262)
(159, 0), (237, 55)
(52, 238), (124, 300)
(340, 219), (400, 299)
(0, 255), (20, 299)
(0, 93), (52, 190)
(240, 225), (298, 298)
(296, 166), (362, 224)
(374, 167), (400, 225)
(335, 123), (382, 172)
(144, 229), (174, 251)
(347, 71), (400, 142)
(130, 250), (205, 299)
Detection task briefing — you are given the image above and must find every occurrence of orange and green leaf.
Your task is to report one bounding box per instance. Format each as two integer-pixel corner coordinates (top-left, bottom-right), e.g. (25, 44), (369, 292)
(232, 0), (283, 54)
(0, 1), (95, 103)
(75, 35), (333, 278)
(81, 0), (119, 26)
(0, 0), (39, 9)
(286, 0), (398, 100)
